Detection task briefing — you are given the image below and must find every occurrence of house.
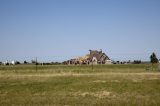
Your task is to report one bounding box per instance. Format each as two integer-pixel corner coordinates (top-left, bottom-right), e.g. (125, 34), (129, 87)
(3, 61), (9, 65)
(11, 61), (15, 65)
(88, 50), (111, 64)
(65, 49), (111, 65)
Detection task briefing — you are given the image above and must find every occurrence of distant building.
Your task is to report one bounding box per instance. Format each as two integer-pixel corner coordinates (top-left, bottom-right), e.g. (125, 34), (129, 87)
(88, 50), (111, 64)
(11, 61), (15, 65)
(65, 49), (111, 65)
(3, 60), (9, 65)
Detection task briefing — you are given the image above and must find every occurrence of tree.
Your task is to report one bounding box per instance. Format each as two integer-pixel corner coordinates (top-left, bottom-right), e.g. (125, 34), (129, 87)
(15, 61), (20, 65)
(150, 52), (158, 70)
(24, 60), (28, 64)
(150, 52), (158, 64)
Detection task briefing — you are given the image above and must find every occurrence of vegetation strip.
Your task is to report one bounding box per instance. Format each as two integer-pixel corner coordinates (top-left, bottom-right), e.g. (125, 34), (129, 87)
(0, 72), (160, 77)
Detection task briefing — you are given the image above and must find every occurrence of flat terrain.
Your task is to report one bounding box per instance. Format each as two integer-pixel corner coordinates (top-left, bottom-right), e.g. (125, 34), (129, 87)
(0, 64), (160, 106)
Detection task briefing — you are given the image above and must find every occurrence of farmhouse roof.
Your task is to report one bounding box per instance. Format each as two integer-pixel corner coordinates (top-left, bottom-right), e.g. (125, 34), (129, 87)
(88, 50), (110, 61)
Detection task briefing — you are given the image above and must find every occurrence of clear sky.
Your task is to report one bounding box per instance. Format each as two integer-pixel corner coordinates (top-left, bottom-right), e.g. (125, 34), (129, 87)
(0, 0), (160, 62)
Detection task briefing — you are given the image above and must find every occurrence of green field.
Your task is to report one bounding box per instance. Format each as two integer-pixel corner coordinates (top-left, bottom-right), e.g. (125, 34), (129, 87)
(0, 64), (160, 106)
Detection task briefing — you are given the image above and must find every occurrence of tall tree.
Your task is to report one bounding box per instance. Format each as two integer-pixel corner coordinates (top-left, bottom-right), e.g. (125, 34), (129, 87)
(150, 52), (158, 70)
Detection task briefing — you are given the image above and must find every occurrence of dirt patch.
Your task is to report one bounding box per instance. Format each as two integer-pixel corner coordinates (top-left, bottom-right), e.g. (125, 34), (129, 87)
(74, 91), (111, 98)
(132, 79), (142, 82)
(111, 80), (120, 82)
(93, 80), (120, 83)
(148, 77), (159, 80)
(33, 92), (46, 96)
(93, 80), (106, 83)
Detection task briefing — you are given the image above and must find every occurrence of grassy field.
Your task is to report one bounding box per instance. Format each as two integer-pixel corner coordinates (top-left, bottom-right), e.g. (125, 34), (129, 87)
(0, 64), (160, 106)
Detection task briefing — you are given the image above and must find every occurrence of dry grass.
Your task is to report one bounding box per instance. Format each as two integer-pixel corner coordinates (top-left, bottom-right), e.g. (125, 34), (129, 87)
(0, 64), (160, 106)
(74, 91), (112, 98)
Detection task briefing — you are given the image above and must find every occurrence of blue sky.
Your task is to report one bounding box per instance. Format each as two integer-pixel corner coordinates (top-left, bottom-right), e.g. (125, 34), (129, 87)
(0, 0), (160, 62)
